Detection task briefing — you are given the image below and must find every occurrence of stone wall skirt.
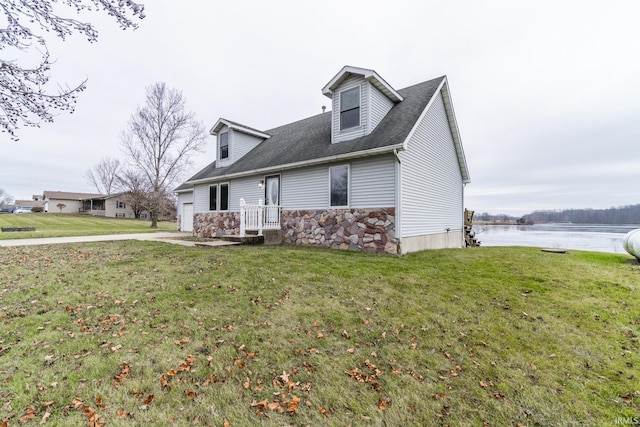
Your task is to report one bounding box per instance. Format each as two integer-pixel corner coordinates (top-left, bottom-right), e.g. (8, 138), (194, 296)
(282, 208), (397, 254)
(194, 212), (240, 238)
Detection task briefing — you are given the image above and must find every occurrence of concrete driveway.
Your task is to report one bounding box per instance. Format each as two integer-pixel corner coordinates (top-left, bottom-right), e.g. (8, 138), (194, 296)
(0, 232), (239, 248)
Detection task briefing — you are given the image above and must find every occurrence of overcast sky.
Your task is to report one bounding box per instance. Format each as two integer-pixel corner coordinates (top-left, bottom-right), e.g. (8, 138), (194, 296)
(2, 0), (639, 216)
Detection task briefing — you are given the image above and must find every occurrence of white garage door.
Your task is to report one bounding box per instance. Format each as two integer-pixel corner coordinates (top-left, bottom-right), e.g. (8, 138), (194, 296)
(181, 203), (193, 232)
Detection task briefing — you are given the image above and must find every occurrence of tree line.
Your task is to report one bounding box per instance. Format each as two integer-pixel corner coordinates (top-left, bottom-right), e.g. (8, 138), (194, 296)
(522, 204), (640, 224)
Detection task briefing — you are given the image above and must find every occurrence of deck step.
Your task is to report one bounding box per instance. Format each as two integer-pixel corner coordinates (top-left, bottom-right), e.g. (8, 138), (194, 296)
(221, 234), (264, 245)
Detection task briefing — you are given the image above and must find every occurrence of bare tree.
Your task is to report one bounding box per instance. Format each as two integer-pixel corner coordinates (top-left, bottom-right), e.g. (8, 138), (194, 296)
(120, 82), (206, 228)
(86, 157), (121, 194)
(0, 0), (145, 140)
(0, 188), (13, 205)
(116, 168), (150, 219)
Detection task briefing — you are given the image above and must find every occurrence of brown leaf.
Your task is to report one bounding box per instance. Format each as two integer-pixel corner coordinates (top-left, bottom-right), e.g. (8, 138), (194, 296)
(287, 395), (301, 414)
(160, 374), (169, 388)
(378, 397), (392, 410)
(39, 411), (51, 424)
(223, 419), (230, 427)
(116, 408), (133, 419)
(479, 380), (488, 388)
(142, 395), (154, 405)
(20, 405), (37, 423)
(95, 396), (106, 409)
(185, 390), (197, 399)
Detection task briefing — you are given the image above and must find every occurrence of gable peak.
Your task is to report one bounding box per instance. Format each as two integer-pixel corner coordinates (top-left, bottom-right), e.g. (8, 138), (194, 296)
(321, 65), (403, 103)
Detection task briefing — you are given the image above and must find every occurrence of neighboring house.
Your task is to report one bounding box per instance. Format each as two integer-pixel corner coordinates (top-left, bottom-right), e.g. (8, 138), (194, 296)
(15, 198), (44, 210)
(176, 66), (470, 254)
(42, 191), (148, 218)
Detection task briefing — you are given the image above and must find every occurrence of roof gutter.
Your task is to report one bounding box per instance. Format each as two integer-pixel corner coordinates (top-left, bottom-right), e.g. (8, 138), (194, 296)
(186, 144), (404, 186)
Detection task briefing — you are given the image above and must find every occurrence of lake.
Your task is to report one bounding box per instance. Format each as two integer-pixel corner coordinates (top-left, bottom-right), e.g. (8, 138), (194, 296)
(474, 224), (640, 254)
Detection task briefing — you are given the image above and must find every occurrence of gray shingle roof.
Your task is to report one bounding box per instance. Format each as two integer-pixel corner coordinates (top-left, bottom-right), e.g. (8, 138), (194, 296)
(184, 76), (445, 185)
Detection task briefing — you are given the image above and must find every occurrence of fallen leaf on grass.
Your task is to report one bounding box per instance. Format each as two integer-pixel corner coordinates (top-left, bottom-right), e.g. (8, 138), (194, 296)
(287, 395), (300, 414)
(39, 411), (50, 424)
(142, 395), (154, 405)
(378, 397), (392, 410)
(19, 406), (37, 423)
(116, 409), (133, 419)
(185, 390), (197, 399)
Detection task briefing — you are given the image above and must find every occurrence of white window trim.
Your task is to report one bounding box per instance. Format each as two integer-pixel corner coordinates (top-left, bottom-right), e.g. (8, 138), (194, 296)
(338, 86), (362, 132)
(329, 164), (350, 208)
(209, 184), (218, 211)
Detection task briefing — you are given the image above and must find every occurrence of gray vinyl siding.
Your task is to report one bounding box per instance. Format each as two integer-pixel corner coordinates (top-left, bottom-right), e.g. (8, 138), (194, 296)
(350, 155), (396, 208)
(228, 176), (264, 211)
(177, 191), (193, 205)
(193, 183), (211, 213)
(216, 126), (265, 168)
(281, 165), (328, 209)
(368, 82), (395, 133)
(332, 75), (368, 144)
(399, 90), (463, 237)
(233, 131), (264, 163)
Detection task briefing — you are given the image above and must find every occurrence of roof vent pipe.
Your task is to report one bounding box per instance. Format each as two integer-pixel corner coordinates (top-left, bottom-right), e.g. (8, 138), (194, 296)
(322, 106), (326, 113)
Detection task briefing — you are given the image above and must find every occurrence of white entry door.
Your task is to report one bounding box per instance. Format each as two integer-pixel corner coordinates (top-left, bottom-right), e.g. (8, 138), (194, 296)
(265, 175), (280, 206)
(182, 202), (193, 232)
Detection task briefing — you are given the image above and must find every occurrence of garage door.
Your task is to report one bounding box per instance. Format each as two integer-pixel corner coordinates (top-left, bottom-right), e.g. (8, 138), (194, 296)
(181, 203), (193, 232)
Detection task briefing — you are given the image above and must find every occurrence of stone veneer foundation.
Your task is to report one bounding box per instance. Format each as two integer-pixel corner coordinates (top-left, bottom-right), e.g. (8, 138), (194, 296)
(281, 208), (397, 254)
(193, 208), (397, 254)
(194, 212), (240, 238)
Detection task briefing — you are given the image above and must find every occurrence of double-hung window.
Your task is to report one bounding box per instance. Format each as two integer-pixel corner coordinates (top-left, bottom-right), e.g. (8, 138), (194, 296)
(330, 165), (349, 207)
(209, 183), (229, 211)
(219, 183), (229, 211)
(340, 87), (360, 130)
(116, 201), (125, 209)
(219, 132), (229, 160)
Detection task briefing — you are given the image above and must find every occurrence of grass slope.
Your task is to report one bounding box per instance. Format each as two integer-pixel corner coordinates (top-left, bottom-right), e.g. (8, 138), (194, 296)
(0, 214), (175, 240)
(0, 243), (638, 426)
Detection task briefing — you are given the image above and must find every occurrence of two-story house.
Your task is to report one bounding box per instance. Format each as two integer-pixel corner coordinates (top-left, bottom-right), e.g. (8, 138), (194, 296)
(176, 66), (470, 254)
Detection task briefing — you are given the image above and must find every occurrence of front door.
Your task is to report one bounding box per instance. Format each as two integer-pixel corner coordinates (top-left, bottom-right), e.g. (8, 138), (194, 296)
(265, 175), (280, 206)
(264, 175), (280, 227)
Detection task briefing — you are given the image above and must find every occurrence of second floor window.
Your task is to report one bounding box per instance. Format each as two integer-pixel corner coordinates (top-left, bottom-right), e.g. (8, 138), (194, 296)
(340, 86), (360, 130)
(220, 132), (229, 160)
(117, 201), (125, 209)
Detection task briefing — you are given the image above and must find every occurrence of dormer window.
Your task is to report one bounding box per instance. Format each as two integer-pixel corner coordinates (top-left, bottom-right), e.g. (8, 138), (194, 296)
(340, 87), (360, 130)
(219, 132), (229, 160)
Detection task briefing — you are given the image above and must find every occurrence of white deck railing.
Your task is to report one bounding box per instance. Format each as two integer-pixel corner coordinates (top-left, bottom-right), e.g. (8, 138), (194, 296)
(239, 198), (281, 237)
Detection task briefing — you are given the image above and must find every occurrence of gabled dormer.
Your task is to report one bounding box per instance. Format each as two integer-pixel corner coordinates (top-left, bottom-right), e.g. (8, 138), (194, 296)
(210, 118), (270, 168)
(322, 66), (403, 144)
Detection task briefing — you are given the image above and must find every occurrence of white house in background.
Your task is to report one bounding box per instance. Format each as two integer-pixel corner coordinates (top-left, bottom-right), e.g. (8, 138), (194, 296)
(175, 66), (470, 254)
(42, 191), (148, 219)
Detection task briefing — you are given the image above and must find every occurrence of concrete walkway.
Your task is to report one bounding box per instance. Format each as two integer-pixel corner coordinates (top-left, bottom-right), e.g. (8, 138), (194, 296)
(0, 232), (240, 248)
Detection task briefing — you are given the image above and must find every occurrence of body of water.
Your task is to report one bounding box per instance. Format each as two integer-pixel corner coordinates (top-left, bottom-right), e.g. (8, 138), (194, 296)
(474, 224), (640, 254)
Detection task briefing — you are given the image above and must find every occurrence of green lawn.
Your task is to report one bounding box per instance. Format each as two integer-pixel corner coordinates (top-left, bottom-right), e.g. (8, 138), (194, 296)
(0, 213), (175, 240)
(0, 243), (638, 426)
